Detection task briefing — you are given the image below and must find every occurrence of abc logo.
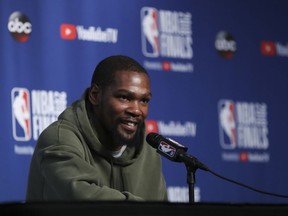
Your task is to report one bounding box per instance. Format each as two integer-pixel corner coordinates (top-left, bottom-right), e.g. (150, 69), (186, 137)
(8, 11), (32, 42)
(215, 31), (237, 59)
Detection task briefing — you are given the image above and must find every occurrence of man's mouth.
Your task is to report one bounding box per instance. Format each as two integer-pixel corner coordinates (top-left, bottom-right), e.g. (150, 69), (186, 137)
(121, 119), (138, 132)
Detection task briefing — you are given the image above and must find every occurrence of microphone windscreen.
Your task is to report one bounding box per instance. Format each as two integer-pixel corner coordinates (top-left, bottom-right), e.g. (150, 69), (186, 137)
(146, 132), (160, 148)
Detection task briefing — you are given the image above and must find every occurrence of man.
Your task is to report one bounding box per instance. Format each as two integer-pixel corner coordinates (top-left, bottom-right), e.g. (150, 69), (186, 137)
(26, 55), (168, 201)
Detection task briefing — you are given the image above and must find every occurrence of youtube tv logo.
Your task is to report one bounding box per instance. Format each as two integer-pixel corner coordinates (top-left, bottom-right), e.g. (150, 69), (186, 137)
(60, 24), (77, 40)
(162, 61), (171, 71)
(145, 120), (159, 134)
(261, 41), (276, 56)
(260, 40), (288, 57)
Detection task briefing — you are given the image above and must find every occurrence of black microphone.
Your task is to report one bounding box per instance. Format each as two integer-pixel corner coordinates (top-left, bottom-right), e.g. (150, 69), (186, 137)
(146, 132), (209, 171)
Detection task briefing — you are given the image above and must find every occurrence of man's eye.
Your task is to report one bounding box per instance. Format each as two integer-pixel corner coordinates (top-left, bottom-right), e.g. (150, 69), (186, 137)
(141, 99), (150, 104)
(119, 96), (129, 101)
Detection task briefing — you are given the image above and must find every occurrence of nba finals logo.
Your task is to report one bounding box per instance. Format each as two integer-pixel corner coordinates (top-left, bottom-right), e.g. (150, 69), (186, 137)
(218, 99), (270, 163)
(141, 7), (193, 59)
(11, 88), (31, 141)
(140, 7), (193, 73)
(11, 87), (68, 143)
(218, 100), (236, 149)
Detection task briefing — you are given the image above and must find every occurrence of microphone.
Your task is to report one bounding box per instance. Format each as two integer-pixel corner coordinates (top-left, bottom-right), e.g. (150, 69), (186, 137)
(146, 132), (209, 171)
(147, 132), (288, 200)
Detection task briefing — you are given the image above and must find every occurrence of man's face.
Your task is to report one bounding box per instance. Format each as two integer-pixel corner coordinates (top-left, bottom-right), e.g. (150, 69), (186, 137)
(97, 71), (151, 147)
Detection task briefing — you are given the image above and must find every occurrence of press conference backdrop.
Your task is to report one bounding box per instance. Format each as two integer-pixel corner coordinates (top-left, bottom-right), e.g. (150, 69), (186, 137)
(1, 0), (288, 204)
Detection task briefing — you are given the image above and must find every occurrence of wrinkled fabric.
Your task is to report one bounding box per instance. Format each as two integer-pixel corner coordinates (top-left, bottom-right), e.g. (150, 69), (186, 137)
(26, 89), (168, 201)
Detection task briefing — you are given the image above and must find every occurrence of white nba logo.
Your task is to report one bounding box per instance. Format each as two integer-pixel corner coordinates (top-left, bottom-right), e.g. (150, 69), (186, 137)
(218, 99), (237, 149)
(141, 7), (160, 57)
(11, 87), (31, 141)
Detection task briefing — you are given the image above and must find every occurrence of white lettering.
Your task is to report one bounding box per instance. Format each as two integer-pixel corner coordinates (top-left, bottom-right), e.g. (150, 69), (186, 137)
(157, 10), (193, 60)
(222, 152), (239, 161)
(31, 90), (67, 140)
(276, 43), (288, 57)
(8, 18), (32, 34)
(158, 121), (197, 137)
(236, 103), (256, 125)
(215, 39), (236, 51)
(248, 152), (270, 162)
(143, 61), (162, 70)
(77, 26), (118, 43)
(235, 102), (269, 150)
(160, 35), (192, 58)
(32, 90), (67, 116)
(14, 145), (34, 155)
(237, 126), (269, 149)
(32, 115), (57, 140)
(171, 62), (193, 72)
(167, 186), (200, 202)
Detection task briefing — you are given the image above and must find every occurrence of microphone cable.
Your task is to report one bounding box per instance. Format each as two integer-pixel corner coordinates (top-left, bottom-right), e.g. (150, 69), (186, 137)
(203, 165), (288, 199)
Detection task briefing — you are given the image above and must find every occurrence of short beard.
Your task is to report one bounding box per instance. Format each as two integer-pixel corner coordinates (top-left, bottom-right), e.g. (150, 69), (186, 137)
(113, 121), (144, 148)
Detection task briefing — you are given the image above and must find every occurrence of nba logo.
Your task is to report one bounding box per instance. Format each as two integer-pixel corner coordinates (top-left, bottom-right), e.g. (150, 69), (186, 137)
(141, 7), (160, 57)
(11, 87), (31, 141)
(159, 141), (176, 157)
(218, 100), (236, 149)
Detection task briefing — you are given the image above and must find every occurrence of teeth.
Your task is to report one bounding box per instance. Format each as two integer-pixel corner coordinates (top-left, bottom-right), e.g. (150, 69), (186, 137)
(127, 122), (135, 126)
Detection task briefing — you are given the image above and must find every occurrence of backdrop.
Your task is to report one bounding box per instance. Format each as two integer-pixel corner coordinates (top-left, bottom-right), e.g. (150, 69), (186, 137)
(1, 0), (288, 204)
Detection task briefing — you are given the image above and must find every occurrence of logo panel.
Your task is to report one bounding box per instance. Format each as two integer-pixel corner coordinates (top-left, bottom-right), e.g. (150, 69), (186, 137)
(218, 99), (270, 163)
(140, 7), (193, 73)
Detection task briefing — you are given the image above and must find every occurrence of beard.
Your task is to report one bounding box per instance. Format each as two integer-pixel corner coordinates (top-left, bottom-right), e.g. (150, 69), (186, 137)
(112, 120), (144, 148)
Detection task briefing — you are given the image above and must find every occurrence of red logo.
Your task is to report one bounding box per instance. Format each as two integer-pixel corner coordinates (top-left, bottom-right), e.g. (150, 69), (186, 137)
(145, 120), (158, 134)
(240, 152), (248, 162)
(162, 61), (171, 71)
(261, 41), (276, 56)
(60, 24), (77, 40)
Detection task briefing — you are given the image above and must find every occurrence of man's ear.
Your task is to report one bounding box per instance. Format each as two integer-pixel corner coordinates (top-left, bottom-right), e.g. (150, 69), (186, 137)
(88, 84), (101, 106)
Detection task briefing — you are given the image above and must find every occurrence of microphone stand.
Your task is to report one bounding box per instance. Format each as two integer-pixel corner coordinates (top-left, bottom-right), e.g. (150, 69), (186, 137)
(178, 152), (208, 203)
(186, 164), (196, 203)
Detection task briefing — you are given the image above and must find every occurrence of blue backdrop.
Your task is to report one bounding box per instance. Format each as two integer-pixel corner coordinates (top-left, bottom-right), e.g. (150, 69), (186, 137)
(1, 0), (288, 204)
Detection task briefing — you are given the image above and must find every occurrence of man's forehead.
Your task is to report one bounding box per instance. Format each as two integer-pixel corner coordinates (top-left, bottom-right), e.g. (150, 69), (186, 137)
(113, 71), (149, 84)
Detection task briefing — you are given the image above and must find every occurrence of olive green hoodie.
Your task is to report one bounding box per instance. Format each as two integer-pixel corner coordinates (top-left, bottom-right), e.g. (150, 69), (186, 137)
(26, 90), (167, 201)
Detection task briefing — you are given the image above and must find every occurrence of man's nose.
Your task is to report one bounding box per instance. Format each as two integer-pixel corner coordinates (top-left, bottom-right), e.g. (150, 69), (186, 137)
(127, 101), (142, 116)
